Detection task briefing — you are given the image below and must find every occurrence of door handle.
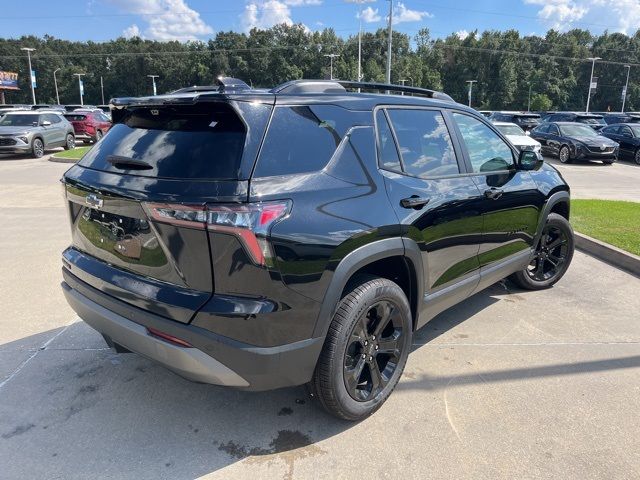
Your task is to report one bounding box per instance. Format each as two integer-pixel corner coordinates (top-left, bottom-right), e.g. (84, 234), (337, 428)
(484, 188), (504, 200)
(400, 196), (430, 209)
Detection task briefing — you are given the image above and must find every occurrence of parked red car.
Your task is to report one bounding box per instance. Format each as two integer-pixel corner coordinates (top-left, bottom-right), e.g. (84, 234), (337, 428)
(63, 110), (112, 143)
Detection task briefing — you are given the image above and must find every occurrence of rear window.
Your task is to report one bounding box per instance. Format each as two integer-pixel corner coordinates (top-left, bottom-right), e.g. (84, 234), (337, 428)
(65, 114), (87, 122)
(78, 104), (246, 180)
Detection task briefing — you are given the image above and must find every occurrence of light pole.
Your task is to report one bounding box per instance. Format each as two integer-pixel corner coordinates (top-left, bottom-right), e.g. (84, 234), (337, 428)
(348, 0), (374, 82)
(53, 68), (60, 105)
(147, 75), (159, 95)
(20, 47), (36, 104)
(466, 80), (477, 107)
(622, 64), (631, 113)
(528, 83), (532, 112)
(323, 54), (340, 80)
(100, 76), (105, 105)
(585, 56), (601, 113)
(73, 73), (85, 105)
(385, 0), (393, 84)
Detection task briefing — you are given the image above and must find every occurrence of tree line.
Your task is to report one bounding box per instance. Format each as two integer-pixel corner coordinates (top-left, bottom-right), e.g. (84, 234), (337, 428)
(1, 25), (640, 112)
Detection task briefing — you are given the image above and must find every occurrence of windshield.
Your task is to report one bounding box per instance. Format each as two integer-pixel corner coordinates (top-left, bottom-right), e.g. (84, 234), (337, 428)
(560, 124), (600, 137)
(497, 124), (526, 136)
(577, 116), (606, 125)
(0, 114), (40, 127)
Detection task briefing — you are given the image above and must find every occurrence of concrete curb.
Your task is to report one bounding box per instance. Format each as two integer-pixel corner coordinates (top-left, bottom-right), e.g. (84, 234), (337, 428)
(48, 156), (78, 164)
(575, 232), (640, 278)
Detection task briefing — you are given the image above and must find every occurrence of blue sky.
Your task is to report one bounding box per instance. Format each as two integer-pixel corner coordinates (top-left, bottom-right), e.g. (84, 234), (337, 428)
(1, 0), (639, 42)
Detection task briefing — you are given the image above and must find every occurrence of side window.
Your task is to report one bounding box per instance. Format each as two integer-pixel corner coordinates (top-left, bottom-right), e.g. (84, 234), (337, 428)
(452, 113), (515, 173)
(621, 126), (632, 137)
(535, 124), (549, 134)
(375, 110), (401, 171)
(386, 109), (459, 177)
(255, 105), (348, 177)
(48, 114), (61, 124)
(548, 124), (560, 135)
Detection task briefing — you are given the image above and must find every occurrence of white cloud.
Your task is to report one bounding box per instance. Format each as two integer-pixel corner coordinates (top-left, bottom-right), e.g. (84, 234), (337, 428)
(456, 29), (469, 40)
(108, 0), (213, 41)
(122, 24), (142, 38)
(284, 0), (322, 5)
(525, 0), (588, 30)
(240, 1), (294, 32)
(526, 0), (640, 33)
(358, 6), (381, 23)
(392, 2), (433, 24)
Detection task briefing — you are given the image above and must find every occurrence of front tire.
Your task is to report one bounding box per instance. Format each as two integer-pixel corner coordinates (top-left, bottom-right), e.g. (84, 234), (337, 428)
(510, 213), (574, 290)
(32, 138), (44, 158)
(95, 130), (103, 142)
(558, 145), (571, 164)
(308, 276), (412, 421)
(634, 148), (640, 165)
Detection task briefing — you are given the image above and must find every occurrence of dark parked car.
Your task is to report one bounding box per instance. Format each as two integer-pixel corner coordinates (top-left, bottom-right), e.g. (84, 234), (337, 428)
(531, 121), (618, 164)
(489, 111), (541, 131)
(61, 78), (574, 420)
(64, 110), (112, 143)
(603, 113), (640, 125)
(600, 123), (640, 164)
(545, 112), (607, 130)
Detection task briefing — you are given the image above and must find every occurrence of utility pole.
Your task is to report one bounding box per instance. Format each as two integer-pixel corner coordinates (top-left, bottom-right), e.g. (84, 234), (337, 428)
(73, 73), (86, 106)
(147, 75), (159, 95)
(528, 84), (532, 112)
(100, 76), (105, 105)
(20, 47), (36, 104)
(323, 54), (340, 80)
(385, 0), (393, 84)
(53, 68), (60, 105)
(585, 57), (601, 113)
(622, 64), (631, 113)
(399, 79), (406, 95)
(466, 80), (477, 107)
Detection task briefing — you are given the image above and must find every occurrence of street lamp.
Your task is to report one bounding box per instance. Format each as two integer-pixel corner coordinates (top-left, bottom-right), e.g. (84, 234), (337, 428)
(20, 47), (36, 104)
(585, 57), (601, 113)
(73, 73), (86, 105)
(385, 0), (393, 84)
(147, 74), (159, 96)
(622, 64), (631, 113)
(53, 68), (60, 105)
(323, 54), (340, 80)
(347, 0), (374, 82)
(466, 80), (477, 107)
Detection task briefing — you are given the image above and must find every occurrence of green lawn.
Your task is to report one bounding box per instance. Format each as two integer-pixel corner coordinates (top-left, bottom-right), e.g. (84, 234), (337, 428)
(51, 146), (91, 160)
(571, 200), (640, 256)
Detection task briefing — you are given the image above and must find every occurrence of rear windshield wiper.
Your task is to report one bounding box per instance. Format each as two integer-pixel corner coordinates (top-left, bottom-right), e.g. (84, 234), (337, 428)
(106, 155), (153, 171)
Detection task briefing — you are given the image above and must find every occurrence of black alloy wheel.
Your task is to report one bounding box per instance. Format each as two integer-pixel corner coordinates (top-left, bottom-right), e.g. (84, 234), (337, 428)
(343, 300), (405, 402)
(526, 223), (570, 283)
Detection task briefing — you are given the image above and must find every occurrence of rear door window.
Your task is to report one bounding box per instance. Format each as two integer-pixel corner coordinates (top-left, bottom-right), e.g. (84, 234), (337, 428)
(375, 110), (402, 172)
(78, 104), (246, 180)
(386, 108), (460, 178)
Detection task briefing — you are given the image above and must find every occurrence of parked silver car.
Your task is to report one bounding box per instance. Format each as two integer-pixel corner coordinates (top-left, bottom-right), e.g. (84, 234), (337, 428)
(0, 111), (75, 158)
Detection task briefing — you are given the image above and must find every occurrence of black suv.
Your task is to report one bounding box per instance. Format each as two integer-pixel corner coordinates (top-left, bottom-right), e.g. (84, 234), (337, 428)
(61, 78), (574, 420)
(489, 111), (541, 131)
(545, 112), (607, 130)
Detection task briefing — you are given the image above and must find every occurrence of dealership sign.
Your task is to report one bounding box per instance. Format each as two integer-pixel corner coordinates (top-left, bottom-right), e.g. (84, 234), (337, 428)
(0, 71), (19, 90)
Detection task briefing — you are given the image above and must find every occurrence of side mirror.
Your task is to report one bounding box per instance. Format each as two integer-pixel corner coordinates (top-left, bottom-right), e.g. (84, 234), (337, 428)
(518, 149), (544, 171)
(41, 120), (51, 127)
(525, 130), (531, 136)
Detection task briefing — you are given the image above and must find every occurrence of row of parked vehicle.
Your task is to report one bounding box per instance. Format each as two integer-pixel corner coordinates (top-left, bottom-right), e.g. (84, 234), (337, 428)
(480, 110), (640, 165)
(0, 103), (112, 158)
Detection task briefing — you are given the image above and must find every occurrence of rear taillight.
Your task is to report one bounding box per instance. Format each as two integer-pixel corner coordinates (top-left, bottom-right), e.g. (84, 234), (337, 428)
(142, 201), (291, 267)
(146, 327), (193, 348)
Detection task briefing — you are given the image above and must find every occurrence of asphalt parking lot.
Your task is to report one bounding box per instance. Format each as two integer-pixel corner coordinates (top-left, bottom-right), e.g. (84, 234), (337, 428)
(1, 153), (639, 479)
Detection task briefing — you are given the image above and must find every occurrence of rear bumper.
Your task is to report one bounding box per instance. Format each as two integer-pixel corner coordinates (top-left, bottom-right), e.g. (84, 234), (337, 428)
(62, 270), (324, 391)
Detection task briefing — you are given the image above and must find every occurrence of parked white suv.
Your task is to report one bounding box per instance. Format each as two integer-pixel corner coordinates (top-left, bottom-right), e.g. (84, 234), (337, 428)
(493, 121), (542, 153)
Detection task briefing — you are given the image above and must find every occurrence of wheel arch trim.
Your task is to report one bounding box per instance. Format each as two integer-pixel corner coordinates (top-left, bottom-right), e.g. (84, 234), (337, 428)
(533, 190), (570, 247)
(311, 237), (423, 339)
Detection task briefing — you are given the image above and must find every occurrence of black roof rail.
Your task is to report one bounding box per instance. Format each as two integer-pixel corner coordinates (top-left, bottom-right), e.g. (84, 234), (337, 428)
(171, 77), (251, 95)
(337, 81), (454, 102)
(270, 79), (454, 102)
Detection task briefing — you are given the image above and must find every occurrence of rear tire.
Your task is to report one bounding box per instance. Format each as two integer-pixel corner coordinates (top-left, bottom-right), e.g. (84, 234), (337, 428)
(558, 145), (571, 164)
(603, 159), (614, 165)
(308, 276), (412, 421)
(510, 213), (574, 290)
(634, 148), (640, 165)
(64, 133), (75, 150)
(32, 138), (44, 158)
(95, 130), (103, 142)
